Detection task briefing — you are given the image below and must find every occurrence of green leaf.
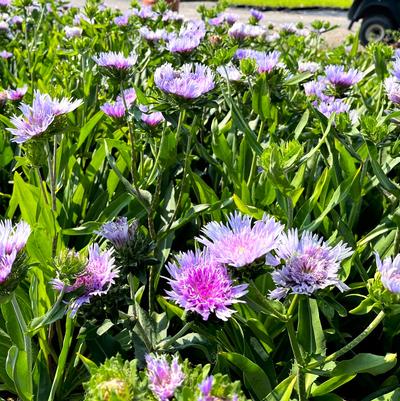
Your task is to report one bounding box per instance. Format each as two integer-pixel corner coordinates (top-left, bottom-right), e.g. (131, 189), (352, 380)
(311, 374), (356, 396)
(219, 352), (272, 400)
(263, 375), (296, 401)
(6, 346), (32, 401)
(331, 353), (397, 376)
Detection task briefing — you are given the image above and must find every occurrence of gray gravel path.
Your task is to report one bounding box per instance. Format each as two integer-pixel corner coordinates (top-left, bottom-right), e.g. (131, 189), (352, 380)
(73, 0), (358, 46)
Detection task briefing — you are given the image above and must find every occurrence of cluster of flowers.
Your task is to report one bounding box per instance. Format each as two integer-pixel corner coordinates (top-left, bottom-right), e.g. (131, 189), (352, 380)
(385, 51), (400, 104)
(83, 353), (245, 401)
(303, 64), (363, 119)
(165, 211), (353, 321)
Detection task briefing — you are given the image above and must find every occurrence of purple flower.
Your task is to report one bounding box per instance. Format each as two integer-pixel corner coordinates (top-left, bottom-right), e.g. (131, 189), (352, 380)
(140, 105), (164, 126)
(167, 34), (201, 53)
(235, 48), (264, 61)
(132, 6), (158, 20)
(64, 26), (82, 38)
(0, 220), (31, 284)
(0, 0), (11, 7)
(228, 22), (265, 39)
(269, 229), (352, 300)
(154, 63), (215, 99)
(375, 253), (400, 294)
(96, 217), (137, 249)
(325, 65), (362, 88)
(114, 13), (129, 26)
(257, 50), (282, 73)
(10, 16), (23, 25)
(8, 90), (83, 143)
(316, 99), (350, 119)
(162, 10), (183, 22)
(280, 23), (297, 34)
(298, 61), (320, 73)
(166, 250), (248, 320)
(304, 78), (332, 101)
(93, 52), (137, 71)
(209, 12), (238, 26)
(198, 376), (213, 401)
(73, 12), (94, 25)
(385, 77), (400, 104)
(116, 88), (137, 105)
(180, 19), (206, 40)
(0, 21), (9, 30)
(265, 32), (280, 42)
(100, 102), (126, 118)
(250, 8), (263, 21)
(0, 50), (12, 59)
(146, 354), (185, 401)
(197, 212), (283, 268)
(51, 244), (118, 316)
(217, 64), (242, 82)
(391, 57), (400, 81)
(139, 27), (168, 42)
(7, 86), (28, 101)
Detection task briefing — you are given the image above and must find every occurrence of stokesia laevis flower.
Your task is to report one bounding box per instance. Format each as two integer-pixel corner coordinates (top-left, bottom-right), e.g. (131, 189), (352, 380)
(196, 212), (283, 268)
(303, 78), (332, 102)
(298, 61), (320, 73)
(0, 50), (12, 59)
(167, 34), (201, 54)
(154, 63), (214, 99)
(146, 355), (185, 401)
(93, 52), (137, 72)
(235, 48), (264, 61)
(250, 8), (263, 22)
(7, 86), (28, 101)
(132, 6), (158, 20)
(162, 10), (183, 22)
(139, 27), (168, 42)
(375, 253), (400, 294)
(100, 102), (126, 118)
(166, 250), (248, 320)
(257, 50), (282, 73)
(385, 77), (400, 104)
(139, 105), (164, 126)
(269, 229), (352, 300)
(228, 21), (265, 39)
(325, 64), (362, 88)
(209, 12), (238, 26)
(114, 13), (129, 26)
(64, 26), (82, 38)
(391, 57), (400, 81)
(0, 220), (31, 284)
(96, 217), (137, 249)
(7, 90), (83, 143)
(316, 98), (350, 119)
(217, 64), (242, 82)
(51, 244), (118, 316)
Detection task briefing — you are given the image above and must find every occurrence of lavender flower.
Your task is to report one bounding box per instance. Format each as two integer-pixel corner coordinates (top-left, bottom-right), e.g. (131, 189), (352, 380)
(180, 20), (206, 40)
(10, 16), (23, 25)
(375, 253), (400, 294)
(316, 99), (350, 119)
(51, 244), (118, 315)
(100, 102), (126, 119)
(325, 64), (362, 88)
(235, 48), (264, 61)
(146, 355), (185, 401)
(162, 10), (183, 22)
(228, 22), (265, 39)
(96, 217), (137, 249)
(257, 50), (282, 73)
(250, 8), (263, 22)
(93, 52), (137, 71)
(265, 32), (280, 42)
(198, 376), (213, 401)
(154, 63), (214, 99)
(0, 0), (11, 7)
(0, 21), (9, 30)
(385, 77), (400, 104)
(140, 105), (164, 126)
(209, 12), (238, 26)
(303, 78), (332, 101)
(166, 250), (248, 320)
(391, 57), (400, 81)
(0, 50), (12, 59)
(0, 220), (31, 284)
(114, 13), (129, 26)
(73, 12), (94, 25)
(139, 27), (168, 42)
(64, 26), (82, 38)
(298, 61), (320, 73)
(167, 34), (201, 53)
(197, 212), (283, 268)
(132, 6), (158, 20)
(7, 86), (27, 101)
(280, 23), (297, 34)
(8, 90), (83, 143)
(116, 88), (137, 105)
(217, 64), (242, 82)
(269, 229), (352, 300)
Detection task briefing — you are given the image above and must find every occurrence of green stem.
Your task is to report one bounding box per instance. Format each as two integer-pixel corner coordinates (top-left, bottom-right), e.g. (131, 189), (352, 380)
(48, 315), (74, 401)
(22, 8), (32, 86)
(157, 321), (194, 351)
(247, 119), (265, 188)
(46, 140), (58, 257)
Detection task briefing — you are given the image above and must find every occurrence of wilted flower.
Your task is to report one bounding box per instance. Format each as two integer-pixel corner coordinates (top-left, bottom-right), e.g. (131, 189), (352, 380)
(96, 217), (137, 249)
(197, 212), (283, 268)
(375, 253), (400, 294)
(257, 50), (282, 73)
(0, 220), (31, 284)
(269, 229), (352, 300)
(385, 77), (400, 104)
(325, 64), (362, 88)
(298, 61), (320, 73)
(167, 34), (201, 53)
(154, 63), (214, 99)
(250, 8), (263, 21)
(51, 244), (118, 315)
(166, 250), (248, 320)
(7, 86), (28, 101)
(316, 98), (350, 119)
(140, 105), (164, 126)
(8, 90), (83, 143)
(93, 52), (137, 71)
(228, 22), (265, 39)
(0, 50), (12, 59)
(146, 355), (185, 401)
(217, 64), (242, 82)
(64, 26), (82, 38)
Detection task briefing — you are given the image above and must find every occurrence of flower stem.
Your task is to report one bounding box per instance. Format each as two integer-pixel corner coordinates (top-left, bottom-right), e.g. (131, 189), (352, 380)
(48, 314), (74, 401)
(46, 140), (58, 257)
(247, 119), (264, 188)
(157, 321), (194, 350)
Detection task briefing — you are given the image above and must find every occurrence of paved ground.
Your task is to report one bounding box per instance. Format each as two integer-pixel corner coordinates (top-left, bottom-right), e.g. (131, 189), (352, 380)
(75, 0), (358, 46)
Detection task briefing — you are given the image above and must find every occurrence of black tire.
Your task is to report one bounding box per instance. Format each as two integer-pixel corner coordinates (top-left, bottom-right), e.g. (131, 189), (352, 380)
(360, 15), (393, 46)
